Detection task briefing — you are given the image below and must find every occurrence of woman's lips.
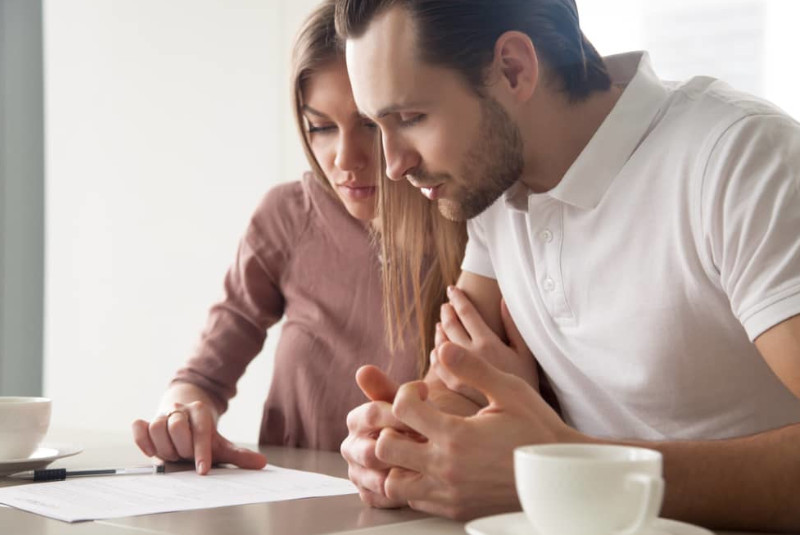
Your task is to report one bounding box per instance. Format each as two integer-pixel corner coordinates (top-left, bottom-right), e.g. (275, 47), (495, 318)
(338, 184), (376, 200)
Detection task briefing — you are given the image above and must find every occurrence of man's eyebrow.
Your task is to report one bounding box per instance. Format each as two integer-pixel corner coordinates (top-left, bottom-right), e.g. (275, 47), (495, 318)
(375, 101), (429, 119)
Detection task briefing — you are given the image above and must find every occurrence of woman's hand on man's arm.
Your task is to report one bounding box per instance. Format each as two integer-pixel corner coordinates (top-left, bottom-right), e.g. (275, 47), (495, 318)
(427, 273), (540, 406)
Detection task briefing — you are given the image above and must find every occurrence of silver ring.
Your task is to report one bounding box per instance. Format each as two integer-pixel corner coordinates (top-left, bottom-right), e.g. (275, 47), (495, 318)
(165, 408), (187, 420)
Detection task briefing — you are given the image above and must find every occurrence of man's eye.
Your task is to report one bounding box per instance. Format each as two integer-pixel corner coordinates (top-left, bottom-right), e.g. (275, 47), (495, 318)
(398, 113), (425, 127)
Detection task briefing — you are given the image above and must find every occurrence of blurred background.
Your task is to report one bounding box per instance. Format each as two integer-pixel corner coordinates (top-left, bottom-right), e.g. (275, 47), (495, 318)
(1, 0), (798, 444)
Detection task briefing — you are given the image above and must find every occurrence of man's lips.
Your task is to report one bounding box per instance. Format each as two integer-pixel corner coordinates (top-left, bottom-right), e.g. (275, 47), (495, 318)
(419, 184), (443, 200)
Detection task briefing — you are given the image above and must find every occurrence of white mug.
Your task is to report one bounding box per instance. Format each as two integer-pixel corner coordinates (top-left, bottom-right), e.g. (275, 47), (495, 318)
(0, 397), (52, 460)
(515, 444), (664, 535)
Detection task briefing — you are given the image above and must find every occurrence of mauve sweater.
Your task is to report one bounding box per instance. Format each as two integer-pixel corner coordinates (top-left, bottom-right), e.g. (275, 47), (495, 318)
(173, 173), (420, 451)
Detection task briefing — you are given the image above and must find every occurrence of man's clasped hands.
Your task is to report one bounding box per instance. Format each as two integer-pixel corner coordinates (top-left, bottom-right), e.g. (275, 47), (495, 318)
(340, 285), (584, 520)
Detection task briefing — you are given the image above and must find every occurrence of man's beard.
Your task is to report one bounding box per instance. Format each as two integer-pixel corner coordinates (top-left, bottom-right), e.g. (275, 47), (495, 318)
(408, 97), (524, 221)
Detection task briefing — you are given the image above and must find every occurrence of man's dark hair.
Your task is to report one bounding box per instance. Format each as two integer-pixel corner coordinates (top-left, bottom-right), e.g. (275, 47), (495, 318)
(335, 0), (611, 101)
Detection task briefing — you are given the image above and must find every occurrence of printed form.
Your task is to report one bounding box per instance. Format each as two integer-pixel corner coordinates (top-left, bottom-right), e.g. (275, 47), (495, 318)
(0, 465), (358, 522)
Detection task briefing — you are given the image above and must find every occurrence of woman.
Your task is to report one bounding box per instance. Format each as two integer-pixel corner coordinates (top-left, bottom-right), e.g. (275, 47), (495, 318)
(131, 0), (463, 473)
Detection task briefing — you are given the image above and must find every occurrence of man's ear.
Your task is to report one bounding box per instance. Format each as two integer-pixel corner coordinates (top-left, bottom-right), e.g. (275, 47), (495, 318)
(489, 31), (539, 103)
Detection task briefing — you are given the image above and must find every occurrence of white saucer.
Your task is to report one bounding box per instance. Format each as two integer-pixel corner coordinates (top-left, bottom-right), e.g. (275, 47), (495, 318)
(465, 512), (714, 535)
(0, 444), (83, 476)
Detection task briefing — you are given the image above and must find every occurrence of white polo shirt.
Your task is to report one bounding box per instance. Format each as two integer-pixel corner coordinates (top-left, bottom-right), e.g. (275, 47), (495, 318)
(463, 52), (800, 441)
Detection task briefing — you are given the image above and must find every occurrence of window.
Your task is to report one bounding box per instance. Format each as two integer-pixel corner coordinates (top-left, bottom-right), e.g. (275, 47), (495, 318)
(580, 0), (800, 118)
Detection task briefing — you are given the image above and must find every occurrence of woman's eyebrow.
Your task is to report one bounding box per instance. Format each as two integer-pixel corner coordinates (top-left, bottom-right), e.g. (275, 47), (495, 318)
(302, 105), (328, 118)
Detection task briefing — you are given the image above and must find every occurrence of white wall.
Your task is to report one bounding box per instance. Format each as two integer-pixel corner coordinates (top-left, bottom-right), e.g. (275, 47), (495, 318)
(44, 0), (318, 443)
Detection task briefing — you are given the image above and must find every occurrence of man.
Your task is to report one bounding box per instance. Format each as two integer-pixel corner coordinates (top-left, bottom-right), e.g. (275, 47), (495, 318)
(334, 0), (800, 531)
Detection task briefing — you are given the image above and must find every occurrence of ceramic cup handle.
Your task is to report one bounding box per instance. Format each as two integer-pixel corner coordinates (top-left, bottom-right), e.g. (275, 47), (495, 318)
(616, 473), (665, 535)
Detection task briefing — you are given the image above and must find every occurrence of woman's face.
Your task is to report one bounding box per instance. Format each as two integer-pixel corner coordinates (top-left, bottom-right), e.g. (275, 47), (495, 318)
(303, 60), (379, 221)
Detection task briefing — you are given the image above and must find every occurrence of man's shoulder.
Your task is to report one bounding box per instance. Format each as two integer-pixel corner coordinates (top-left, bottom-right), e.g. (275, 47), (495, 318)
(664, 75), (793, 134)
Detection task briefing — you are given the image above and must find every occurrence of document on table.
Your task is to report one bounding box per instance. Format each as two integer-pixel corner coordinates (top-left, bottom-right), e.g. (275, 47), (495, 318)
(0, 464), (358, 522)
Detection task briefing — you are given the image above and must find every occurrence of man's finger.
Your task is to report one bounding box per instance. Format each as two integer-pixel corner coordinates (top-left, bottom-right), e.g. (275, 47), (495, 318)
(375, 427), (432, 473)
(347, 463), (389, 495)
(390, 381), (458, 445)
(429, 351), (489, 407)
(346, 400), (407, 435)
(356, 365), (398, 403)
(341, 433), (392, 470)
(384, 466), (442, 503)
(438, 342), (522, 407)
(212, 434), (268, 470)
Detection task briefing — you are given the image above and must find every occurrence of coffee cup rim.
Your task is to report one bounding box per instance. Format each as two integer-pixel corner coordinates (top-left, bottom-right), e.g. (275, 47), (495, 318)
(515, 443), (662, 463)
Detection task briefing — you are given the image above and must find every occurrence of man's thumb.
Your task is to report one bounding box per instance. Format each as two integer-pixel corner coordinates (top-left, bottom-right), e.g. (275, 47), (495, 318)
(438, 342), (513, 406)
(356, 365), (398, 403)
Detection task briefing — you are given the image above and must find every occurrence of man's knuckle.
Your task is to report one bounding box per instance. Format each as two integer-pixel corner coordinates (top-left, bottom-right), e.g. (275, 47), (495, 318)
(346, 407), (363, 431)
(364, 402), (385, 426)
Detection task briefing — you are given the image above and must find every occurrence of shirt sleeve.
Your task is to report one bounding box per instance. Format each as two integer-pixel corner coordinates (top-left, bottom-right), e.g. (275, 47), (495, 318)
(172, 184), (302, 413)
(702, 113), (800, 340)
(461, 215), (497, 280)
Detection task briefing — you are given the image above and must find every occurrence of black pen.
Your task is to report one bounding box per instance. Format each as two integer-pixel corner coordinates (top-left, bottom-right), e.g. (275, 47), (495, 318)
(12, 465), (165, 481)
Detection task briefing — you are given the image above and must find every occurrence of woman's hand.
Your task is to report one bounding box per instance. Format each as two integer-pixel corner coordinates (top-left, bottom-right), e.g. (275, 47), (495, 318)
(132, 399), (267, 474)
(429, 288), (539, 406)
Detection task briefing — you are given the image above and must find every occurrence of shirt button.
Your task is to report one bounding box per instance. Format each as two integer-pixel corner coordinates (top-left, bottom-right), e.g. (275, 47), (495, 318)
(543, 277), (556, 292)
(540, 229), (554, 243)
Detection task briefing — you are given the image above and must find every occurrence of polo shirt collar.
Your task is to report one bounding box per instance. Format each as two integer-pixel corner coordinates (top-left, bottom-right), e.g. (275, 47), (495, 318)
(504, 51), (670, 211)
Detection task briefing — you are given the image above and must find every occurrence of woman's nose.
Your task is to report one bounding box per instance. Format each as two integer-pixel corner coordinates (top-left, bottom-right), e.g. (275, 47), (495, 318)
(382, 134), (418, 181)
(334, 131), (368, 172)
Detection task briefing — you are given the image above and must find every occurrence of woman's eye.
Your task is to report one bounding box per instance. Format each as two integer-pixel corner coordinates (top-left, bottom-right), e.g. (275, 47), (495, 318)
(307, 124), (337, 135)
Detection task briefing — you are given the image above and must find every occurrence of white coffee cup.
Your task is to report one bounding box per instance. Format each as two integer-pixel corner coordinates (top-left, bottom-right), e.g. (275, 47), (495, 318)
(515, 444), (664, 535)
(0, 397), (52, 460)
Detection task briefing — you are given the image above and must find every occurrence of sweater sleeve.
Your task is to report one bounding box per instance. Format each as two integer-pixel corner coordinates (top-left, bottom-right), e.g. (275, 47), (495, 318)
(171, 181), (310, 414)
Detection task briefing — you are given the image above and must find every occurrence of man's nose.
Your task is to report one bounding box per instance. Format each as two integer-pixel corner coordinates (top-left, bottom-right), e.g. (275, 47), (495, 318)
(382, 134), (418, 181)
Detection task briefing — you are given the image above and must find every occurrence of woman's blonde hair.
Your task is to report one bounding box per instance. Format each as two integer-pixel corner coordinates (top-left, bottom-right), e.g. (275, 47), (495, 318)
(292, 1), (466, 378)
(290, 0), (341, 191)
(376, 148), (467, 377)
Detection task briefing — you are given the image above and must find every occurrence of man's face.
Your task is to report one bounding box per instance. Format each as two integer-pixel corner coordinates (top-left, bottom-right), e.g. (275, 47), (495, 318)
(345, 6), (523, 221)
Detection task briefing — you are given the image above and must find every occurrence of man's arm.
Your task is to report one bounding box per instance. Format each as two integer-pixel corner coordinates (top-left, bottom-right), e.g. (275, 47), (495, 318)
(376, 313), (800, 532)
(647, 313), (800, 530)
